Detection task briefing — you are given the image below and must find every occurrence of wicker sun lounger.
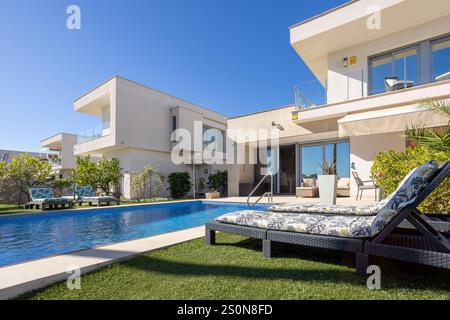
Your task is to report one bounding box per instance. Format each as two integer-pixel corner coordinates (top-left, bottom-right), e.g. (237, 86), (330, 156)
(75, 186), (120, 207)
(25, 187), (74, 211)
(206, 161), (450, 275)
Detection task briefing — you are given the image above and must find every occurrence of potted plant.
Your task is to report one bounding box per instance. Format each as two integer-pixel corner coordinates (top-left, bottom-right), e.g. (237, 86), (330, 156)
(318, 160), (338, 205)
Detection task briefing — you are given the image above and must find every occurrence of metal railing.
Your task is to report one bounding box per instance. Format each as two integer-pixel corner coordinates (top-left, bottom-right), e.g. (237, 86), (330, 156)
(247, 173), (273, 207)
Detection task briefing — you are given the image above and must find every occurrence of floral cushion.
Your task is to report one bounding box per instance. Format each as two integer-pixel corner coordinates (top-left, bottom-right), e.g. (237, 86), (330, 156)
(269, 200), (388, 216)
(30, 187), (55, 201)
(75, 186), (97, 198)
(370, 160), (438, 235)
(216, 210), (374, 238)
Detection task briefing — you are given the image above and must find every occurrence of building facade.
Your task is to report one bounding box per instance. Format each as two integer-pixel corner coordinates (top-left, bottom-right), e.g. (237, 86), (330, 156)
(228, 0), (450, 198)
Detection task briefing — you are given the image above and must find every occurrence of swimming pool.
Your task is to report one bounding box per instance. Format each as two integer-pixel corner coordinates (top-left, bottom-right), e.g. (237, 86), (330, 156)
(0, 201), (269, 267)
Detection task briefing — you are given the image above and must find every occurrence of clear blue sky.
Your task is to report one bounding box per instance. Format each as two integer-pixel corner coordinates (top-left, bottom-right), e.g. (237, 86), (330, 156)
(0, 0), (347, 152)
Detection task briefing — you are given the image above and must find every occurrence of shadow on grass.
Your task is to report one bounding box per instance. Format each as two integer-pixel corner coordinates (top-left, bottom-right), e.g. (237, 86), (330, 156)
(121, 237), (450, 291)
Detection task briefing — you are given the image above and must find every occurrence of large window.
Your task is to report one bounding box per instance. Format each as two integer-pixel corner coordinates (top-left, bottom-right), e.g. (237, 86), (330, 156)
(432, 36), (450, 82)
(369, 46), (418, 95)
(368, 34), (450, 95)
(300, 141), (349, 182)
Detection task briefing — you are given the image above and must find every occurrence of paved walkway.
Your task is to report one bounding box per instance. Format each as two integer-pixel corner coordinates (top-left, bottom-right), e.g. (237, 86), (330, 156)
(0, 226), (205, 300)
(210, 195), (376, 206)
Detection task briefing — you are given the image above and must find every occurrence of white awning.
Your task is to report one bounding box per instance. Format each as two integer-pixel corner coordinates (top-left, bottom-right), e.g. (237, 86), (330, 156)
(338, 105), (448, 137)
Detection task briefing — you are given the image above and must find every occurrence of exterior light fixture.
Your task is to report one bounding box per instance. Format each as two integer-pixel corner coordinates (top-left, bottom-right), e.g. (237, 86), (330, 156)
(343, 57), (348, 67)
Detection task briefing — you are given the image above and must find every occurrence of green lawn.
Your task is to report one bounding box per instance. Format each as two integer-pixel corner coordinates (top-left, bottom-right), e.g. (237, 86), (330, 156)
(0, 204), (37, 215)
(21, 233), (450, 300)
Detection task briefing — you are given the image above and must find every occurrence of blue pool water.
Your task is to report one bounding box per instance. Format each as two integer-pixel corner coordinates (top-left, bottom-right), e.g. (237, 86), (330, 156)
(0, 201), (269, 267)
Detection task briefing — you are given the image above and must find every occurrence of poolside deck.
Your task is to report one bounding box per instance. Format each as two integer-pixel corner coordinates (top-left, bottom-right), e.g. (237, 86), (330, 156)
(210, 195), (376, 206)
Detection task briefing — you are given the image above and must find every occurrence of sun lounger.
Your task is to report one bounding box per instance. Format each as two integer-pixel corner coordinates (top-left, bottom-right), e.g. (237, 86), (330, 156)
(206, 161), (450, 274)
(75, 186), (120, 206)
(25, 187), (74, 211)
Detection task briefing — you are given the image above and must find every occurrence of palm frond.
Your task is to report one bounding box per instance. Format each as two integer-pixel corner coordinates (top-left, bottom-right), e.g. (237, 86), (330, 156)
(416, 98), (450, 120)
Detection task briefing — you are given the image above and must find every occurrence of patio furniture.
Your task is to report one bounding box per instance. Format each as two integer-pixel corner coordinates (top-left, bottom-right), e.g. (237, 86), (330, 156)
(352, 171), (379, 201)
(75, 186), (120, 206)
(337, 177), (350, 197)
(25, 187), (74, 211)
(206, 161), (450, 274)
(296, 178), (318, 198)
(205, 190), (220, 199)
(384, 76), (414, 91)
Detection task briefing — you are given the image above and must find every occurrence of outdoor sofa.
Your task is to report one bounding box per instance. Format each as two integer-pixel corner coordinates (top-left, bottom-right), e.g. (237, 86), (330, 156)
(75, 186), (120, 207)
(25, 187), (74, 211)
(206, 161), (450, 274)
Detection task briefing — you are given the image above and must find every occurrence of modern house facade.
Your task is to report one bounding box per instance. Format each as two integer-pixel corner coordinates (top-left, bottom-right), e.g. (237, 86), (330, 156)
(227, 0), (450, 198)
(71, 76), (228, 198)
(37, 0), (449, 200)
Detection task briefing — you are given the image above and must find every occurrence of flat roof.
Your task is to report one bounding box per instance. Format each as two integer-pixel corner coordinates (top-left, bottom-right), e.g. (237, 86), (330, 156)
(289, 0), (358, 29)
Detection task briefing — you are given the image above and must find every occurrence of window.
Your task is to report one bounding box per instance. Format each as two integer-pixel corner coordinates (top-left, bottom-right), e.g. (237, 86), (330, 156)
(300, 141), (350, 182)
(369, 45), (418, 95)
(432, 36), (450, 82)
(172, 116), (177, 132)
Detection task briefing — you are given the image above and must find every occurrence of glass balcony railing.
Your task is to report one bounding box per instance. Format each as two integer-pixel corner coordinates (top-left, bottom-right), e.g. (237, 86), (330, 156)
(77, 122), (111, 144)
(294, 69), (364, 109)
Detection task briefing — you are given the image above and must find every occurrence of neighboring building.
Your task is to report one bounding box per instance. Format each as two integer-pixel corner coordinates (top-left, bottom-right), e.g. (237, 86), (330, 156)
(0, 149), (46, 163)
(72, 76), (228, 198)
(41, 133), (78, 180)
(227, 0), (450, 198)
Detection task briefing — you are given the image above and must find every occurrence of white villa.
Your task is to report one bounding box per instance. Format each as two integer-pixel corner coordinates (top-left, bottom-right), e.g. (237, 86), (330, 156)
(41, 0), (450, 200)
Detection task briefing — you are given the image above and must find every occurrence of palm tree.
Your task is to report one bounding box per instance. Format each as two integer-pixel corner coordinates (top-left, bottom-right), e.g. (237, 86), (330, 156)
(406, 98), (450, 154)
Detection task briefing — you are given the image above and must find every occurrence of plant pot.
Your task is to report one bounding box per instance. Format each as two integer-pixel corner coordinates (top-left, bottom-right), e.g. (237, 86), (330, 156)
(318, 175), (338, 205)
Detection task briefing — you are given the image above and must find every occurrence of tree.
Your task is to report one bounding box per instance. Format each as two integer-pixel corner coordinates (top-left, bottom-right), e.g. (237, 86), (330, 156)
(96, 158), (121, 196)
(208, 170), (228, 195)
(0, 154), (52, 202)
(406, 99), (450, 154)
(131, 165), (163, 201)
(75, 156), (121, 196)
(75, 156), (98, 188)
(167, 172), (191, 199)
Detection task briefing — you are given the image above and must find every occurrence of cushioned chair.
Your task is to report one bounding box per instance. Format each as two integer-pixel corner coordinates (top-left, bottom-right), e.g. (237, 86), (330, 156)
(296, 178), (319, 198)
(75, 186), (120, 207)
(206, 161), (450, 274)
(25, 187), (74, 211)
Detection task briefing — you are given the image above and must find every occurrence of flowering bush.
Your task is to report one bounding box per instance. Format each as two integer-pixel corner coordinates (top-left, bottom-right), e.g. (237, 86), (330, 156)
(370, 146), (449, 214)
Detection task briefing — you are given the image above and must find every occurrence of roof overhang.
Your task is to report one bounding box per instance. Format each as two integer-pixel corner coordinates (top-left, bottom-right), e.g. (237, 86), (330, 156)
(338, 104), (449, 137)
(290, 0), (450, 80)
(74, 78), (115, 116)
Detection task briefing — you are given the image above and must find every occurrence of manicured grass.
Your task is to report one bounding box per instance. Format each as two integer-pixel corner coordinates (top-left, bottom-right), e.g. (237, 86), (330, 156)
(0, 204), (37, 215)
(21, 233), (450, 300)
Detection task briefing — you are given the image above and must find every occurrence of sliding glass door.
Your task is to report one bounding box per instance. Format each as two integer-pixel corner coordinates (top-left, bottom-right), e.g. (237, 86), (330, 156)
(300, 141), (349, 184)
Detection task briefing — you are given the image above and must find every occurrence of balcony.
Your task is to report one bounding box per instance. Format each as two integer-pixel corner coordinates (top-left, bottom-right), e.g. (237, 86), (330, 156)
(294, 69), (364, 109)
(77, 122), (111, 144)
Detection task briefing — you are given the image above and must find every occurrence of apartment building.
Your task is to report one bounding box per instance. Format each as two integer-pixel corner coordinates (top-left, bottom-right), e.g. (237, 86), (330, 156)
(40, 133), (78, 180)
(227, 0), (450, 198)
(70, 76), (228, 198)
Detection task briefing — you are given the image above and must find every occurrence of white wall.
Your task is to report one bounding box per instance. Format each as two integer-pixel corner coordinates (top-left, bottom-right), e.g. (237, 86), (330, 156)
(327, 15), (450, 103)
(349, 131), (405, 197)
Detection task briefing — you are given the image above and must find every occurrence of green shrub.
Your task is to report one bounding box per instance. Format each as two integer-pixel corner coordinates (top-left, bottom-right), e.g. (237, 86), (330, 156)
(207, 170), (228, 195)
(167, 172), (192, 199)
(370, 146), (450, 214)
